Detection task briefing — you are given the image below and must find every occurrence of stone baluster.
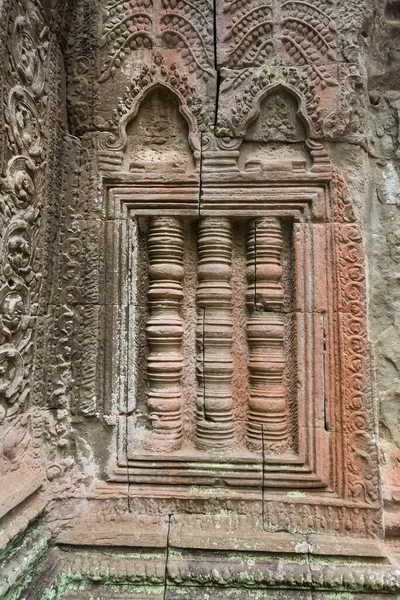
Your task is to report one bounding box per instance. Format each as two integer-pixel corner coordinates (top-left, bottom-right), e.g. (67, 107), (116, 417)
(246, 217), (288, 453)
(195, 217), (234, 451)
(144, 217), (184, 452)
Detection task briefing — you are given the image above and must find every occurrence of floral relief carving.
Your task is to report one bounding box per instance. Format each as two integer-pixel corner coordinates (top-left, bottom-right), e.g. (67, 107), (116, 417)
(216, 1), (367, 140)
(48, 134), (99, 422)
(221, 0), (337, 83)
(99, 0), (214, 83)
(216, 62), (361, 140)
(63, 0), (97, 136)
(0, 0), (50, 475)
(335, 222), (378, 504)
(66, 57), (93, 136)
(8, 88), (44, 159)
(9, 2), (48, 97)
(4, 156), (36, 210)
(0, 284), (30, 345)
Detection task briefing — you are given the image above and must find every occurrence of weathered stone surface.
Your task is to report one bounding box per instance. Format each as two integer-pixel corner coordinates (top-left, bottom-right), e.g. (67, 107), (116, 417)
(1, 0), (400, 598)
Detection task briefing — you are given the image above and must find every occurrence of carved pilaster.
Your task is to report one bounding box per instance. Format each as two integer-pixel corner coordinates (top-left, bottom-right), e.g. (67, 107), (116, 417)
(196, 218), (234, 451)
(246, 218), (288, 453)
(144, 217), (184, 452)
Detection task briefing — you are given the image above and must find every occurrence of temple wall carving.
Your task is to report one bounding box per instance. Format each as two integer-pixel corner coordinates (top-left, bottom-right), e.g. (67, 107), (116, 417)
(2, 0), (400, 598)
(0, 0), (75, 490)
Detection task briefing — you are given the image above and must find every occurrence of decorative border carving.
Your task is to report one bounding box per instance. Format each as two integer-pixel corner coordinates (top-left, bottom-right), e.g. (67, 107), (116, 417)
(99, 0), (214, 84)
(98, 150), (379, 544)
(31, 545), (400, 594)
(0, 0), (50, 476)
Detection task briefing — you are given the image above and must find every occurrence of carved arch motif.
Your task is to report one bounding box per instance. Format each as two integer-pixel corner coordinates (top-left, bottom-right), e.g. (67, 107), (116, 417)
(239, 82), (313, 139)
(98, 55), (205, 169)
(218, 66), (324, 138)
(105, 81), (200, 154)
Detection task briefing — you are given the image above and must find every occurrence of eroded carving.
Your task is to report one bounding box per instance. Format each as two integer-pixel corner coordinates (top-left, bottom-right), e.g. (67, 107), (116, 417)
(99, 0), (214, 83)
(0, 0), (387, 580)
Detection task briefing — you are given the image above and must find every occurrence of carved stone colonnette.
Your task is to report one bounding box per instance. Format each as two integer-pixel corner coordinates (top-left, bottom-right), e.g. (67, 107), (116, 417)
(246, 217), (289, 453)
(142, 214), (292, 456)
(196, 217), (235, 451)
(144, 217), (184, 453)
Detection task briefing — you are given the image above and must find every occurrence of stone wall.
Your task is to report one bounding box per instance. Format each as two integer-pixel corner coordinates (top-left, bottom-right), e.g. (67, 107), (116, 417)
(1, 0), (400, 598)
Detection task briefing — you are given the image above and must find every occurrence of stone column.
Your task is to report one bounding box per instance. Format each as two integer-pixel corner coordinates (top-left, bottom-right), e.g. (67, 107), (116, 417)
(144, 217), (184, 452)
(195, 217), (234, 451)
(246, 217), (288, 453)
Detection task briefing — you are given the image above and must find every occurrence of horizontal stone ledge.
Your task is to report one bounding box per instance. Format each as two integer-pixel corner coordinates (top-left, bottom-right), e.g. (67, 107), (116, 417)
(0, 494), (46, 552)
(31, 547), (400, 595)
(55, 517), (386, 558)
(0, 467), (42, 521)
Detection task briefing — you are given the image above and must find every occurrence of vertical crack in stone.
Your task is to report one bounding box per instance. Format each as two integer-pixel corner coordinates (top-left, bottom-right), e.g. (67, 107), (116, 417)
(262, 424), (266, 531)
(322, 312), (329, 432)
(198, 133), (204, 219)
(254, 221), (258, 311)
(246, 218), (289, 454)
(163, 514), (172, 600)
(196, 218), (234, 450)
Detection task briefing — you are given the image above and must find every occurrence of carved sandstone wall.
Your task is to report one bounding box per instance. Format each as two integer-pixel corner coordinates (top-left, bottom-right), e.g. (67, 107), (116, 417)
(1, 0), (400, 599)
(0, 0), (69, 535)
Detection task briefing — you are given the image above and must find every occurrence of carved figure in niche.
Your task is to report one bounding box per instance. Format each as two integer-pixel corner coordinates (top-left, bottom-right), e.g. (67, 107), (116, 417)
(246, 218), (288, 453)
(144, 217), (184, 452)
(0, 291), (25, 341)
(0, 346), (23, 399)
(240, 89), (309, 173)
(11, 93), (43, 158)
(6, 229), (32, 275)
(6, 156), (35, 207)
(245, 90), (307, 143)
(13, 25), (39, 88)
(126, 87), (194, 174)
(2, 414), (31, 473)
